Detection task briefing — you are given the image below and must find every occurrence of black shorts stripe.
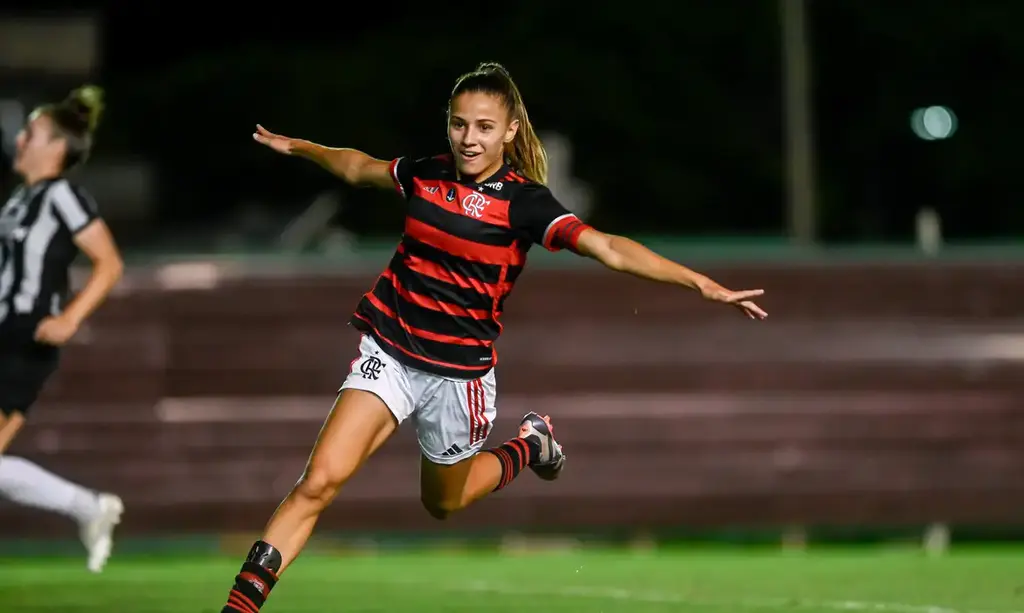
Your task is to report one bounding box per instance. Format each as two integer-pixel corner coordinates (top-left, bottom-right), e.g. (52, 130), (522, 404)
(0, 345), (59, 415)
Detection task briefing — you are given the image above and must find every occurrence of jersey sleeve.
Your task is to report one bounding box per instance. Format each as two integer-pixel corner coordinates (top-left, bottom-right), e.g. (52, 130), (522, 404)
(387, 156), (432, 200)
(510, 184), (592, 253)
(49, 181), (100, 235)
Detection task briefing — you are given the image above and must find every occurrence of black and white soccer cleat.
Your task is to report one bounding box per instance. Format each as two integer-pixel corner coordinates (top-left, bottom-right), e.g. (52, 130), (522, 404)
(518, 412), (565, 481)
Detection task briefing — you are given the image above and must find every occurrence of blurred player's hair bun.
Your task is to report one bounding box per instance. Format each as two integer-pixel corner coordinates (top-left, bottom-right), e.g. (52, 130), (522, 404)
(62, 85), (105, 134)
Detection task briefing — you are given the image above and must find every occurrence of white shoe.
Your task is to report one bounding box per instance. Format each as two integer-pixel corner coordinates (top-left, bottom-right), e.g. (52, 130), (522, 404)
(79, 493), (124, 573)
(518, 412), (566, 481)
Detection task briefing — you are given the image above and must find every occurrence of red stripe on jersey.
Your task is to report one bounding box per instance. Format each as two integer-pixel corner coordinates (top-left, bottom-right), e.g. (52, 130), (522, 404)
(411, 179), (511, 228)
(365, 292), (490, 347)
(399, 246), (501, 297)
(351, 312), (494, 373)
(503, 171), (526, 183)
(405, 218), (524, 266)
(388, 158), (405, 197)
(381, 268), (492, 320)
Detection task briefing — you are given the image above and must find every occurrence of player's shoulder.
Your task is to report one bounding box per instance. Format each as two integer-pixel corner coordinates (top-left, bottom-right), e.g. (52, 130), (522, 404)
(40, 177), (87, 200)
(483, 169), (549, 201)
(43, 177), (99, 213)
(403, 153), (455, 179)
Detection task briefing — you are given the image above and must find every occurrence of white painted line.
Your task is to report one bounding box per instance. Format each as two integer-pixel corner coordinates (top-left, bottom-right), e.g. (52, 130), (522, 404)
(442, 580), (1024, 613)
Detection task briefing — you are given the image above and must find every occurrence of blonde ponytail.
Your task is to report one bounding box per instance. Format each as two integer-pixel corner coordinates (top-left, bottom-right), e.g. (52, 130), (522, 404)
(504, 85), (548, 184)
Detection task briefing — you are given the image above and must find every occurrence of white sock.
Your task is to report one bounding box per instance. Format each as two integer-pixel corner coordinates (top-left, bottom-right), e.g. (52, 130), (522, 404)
(0, 456), (101, 525)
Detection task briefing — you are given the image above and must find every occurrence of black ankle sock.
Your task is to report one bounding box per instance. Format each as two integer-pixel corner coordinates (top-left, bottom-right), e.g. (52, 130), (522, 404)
(486, 437), (541, 491)
(221, 540), (281, 613)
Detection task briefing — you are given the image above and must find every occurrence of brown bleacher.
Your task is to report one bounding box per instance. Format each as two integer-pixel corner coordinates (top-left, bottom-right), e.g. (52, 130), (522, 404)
(3, 262), (1023, 537)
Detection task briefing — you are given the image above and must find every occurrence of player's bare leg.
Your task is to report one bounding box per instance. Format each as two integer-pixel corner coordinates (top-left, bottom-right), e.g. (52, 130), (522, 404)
(219, 390), (397, 613)
(420, 412), (565, 520)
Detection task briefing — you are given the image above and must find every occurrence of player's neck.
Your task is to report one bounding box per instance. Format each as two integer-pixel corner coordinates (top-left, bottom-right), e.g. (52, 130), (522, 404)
(456, 159), (504, 185)
(21, 167), (62, 187)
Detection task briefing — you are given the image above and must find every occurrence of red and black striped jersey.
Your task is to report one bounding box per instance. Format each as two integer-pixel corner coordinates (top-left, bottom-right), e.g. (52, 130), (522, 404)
(350, 154), (591, 379)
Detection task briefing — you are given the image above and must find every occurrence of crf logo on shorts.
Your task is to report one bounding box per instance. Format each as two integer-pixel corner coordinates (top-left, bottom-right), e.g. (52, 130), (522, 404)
(340, 334), (497, 465)
(461, 193), (489, 219)
(360, 356), (384, 380)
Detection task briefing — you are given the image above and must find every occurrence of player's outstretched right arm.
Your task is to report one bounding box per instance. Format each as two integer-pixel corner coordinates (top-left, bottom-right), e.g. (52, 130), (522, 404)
(252, 124), (395, 190)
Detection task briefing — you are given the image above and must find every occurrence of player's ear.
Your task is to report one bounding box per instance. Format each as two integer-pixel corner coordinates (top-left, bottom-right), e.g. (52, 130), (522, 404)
(504, 119), (519, 144)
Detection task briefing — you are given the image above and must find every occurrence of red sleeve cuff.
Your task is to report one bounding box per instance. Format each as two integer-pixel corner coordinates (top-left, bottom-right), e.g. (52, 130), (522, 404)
(542, 214), (591, 252)
(388, 158), (405, 197)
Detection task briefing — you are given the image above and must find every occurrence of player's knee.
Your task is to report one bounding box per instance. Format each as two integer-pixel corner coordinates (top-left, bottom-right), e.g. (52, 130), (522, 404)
(420, 493), (463, 521)
(294, 462), (352, 507)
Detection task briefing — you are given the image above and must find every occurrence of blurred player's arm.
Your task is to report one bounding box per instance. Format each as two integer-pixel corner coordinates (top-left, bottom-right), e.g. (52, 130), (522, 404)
(34, 217), (123, 347)
(0, 412), (26, 453)
(34, 186), (123, 347)
(252, 125), (394, 190)
(64, 220), (124, 328)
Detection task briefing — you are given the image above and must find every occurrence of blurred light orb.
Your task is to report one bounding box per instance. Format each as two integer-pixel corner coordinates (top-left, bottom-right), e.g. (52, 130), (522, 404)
(910, 106), (957, 140)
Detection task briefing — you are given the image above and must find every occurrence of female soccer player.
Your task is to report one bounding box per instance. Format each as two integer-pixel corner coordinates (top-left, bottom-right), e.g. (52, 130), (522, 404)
(220, 62), (766, 612)
(0, 86), (125, 573)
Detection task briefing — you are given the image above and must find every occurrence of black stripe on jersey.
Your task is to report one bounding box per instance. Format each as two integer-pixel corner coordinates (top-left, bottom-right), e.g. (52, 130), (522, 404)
(506, 265), (524, 285)
(371, 277), (501, 341)
(407, 196), (518, 247)
(359, 300), (495, 366)
(403, 237), (506, 286)
(391, 256), (495, 312)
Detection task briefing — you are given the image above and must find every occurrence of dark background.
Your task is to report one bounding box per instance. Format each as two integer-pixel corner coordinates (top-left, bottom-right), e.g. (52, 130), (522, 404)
(4, 1), (1020, 248)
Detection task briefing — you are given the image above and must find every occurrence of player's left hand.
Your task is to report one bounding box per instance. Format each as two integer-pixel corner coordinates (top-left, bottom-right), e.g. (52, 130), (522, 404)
(34, 315), (80, 346)
(699, 283), (768, 320)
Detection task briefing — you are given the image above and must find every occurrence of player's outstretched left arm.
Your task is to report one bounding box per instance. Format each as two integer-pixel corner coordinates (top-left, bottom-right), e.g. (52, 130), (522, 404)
(575, 228), (767, 320)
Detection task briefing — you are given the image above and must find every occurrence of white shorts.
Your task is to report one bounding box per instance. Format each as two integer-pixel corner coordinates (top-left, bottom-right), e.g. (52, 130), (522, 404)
(340, 334), (497, 465)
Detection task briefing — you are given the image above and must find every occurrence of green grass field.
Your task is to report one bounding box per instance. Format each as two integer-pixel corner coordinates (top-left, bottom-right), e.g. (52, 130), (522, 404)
(1, 547), (1021, 613)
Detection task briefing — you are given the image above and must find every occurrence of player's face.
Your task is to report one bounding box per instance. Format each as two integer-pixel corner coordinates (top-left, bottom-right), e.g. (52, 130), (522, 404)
(448, 92), (518, 181)
(13, 113), (65, 178)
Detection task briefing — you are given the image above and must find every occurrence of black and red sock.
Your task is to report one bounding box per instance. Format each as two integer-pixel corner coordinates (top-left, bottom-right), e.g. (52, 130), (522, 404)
(221, 540), (281, 613)
(486, 437), (541, 491)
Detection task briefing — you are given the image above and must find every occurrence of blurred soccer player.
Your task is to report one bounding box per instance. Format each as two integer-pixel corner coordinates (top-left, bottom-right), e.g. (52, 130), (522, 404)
(0, 86), (125, 573)
(221, 62), (766, 612)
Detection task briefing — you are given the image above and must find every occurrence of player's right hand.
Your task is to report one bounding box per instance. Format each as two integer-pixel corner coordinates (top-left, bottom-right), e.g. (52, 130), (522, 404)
(252, 124), (296, 155)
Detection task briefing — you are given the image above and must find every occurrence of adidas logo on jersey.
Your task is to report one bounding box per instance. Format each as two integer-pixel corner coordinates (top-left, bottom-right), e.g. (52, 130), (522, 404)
(483, 182), (503, 191)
